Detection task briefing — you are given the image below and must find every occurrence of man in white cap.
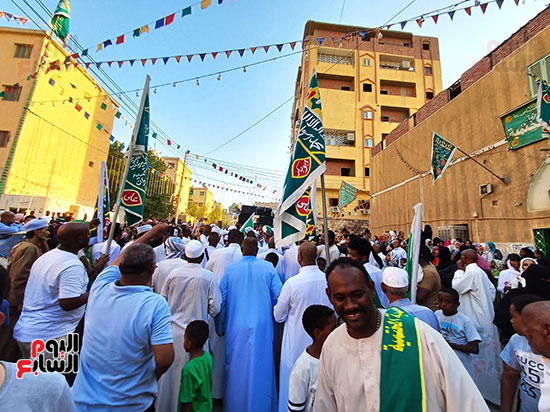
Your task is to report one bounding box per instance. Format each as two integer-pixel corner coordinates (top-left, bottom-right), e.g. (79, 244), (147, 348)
(0, 211), (25, 267)
(0, 218), (49, 360)
(151, 237), (186, 294)
(156, 239), (221, 412)
(381, 267), (440, 331)
(205, 229), (243, 402)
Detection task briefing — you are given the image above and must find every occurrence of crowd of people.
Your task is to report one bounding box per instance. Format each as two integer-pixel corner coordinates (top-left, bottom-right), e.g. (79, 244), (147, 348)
(0, 212), (549, 412)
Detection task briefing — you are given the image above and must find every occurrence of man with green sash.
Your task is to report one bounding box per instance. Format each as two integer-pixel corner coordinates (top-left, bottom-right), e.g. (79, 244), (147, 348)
(314, 258), (488, 412)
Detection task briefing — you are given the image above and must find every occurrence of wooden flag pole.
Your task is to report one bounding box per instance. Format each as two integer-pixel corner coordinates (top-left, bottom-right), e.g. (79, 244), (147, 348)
(455, 146), (509, 185)
(105, 75), (150, 255)
(320, 174), (331, 266)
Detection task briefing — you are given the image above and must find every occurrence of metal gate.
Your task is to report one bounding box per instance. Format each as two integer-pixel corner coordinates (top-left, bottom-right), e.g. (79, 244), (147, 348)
(533, 228), (550, 257)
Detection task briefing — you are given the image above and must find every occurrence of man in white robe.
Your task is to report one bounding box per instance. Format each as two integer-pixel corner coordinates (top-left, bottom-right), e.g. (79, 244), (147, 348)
(155, 240), (221, 412)
(315, 258), (488, 412)
(273, 241), (332, 412)
(151, 237), (186, 294)
(205, 229), (243, 400)
(258, 237), (285, 282)
(452, 248), (502, 405)
(283, 244), (300, 282)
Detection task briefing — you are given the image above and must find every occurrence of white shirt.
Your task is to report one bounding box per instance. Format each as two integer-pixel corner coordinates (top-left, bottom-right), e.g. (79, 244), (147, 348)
(205, 243), (242, 284)
(540, 357), (550, 412)
(14, 249), (88, 342)
(258, 248), (285, 280)
(288, 350), (319, 412)
(153, 244), (167, 263)
(497, 267), (521, 294)
(317, 244), (341, 263)
(363, 262), (388, 308)
(91, 240), (121, 265)
(388, 246), (407, 267)
(152, 257), (186, 294)
(314, 314), (488, 412)
(274, 265), (333, 412)
(283, 245), (301, 282)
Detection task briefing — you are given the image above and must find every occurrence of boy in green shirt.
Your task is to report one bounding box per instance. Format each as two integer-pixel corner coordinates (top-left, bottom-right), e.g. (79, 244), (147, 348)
(178, 320), (212, 412)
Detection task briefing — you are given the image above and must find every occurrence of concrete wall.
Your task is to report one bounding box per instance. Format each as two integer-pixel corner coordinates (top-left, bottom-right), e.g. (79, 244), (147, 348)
(370, 9), (550, 246)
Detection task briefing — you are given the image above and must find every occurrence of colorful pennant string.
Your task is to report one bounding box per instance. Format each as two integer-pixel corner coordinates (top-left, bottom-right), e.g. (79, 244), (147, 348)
(0, 10), (29, 25)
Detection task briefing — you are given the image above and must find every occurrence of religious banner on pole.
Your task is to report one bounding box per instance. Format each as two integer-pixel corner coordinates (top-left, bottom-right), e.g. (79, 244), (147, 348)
(274, 71), (326, 248)
(50, 0), (70, 42)
(431, 132), (456, 183)
(405, 203), (423, 303)
(120, 84), (150, 226)
(90, 161), (110, 244)
(338, 181), (358, 208)
(240, 213), (255, 234)
(537, 80), (550, 129)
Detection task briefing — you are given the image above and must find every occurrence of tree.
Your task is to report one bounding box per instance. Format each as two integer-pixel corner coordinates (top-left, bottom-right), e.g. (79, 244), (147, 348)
(207, 203), (225, 223)
(144, 194), (175, 221)
(186, 202), (207, 221)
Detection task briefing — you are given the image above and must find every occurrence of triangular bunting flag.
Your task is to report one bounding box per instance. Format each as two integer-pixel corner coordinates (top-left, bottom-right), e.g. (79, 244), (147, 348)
(317, 38), (324, 46)
(400, 21), (406, 29)
(276, 44), (284, 52)
(116, 35), (125, 45)
(201, 0), (212, 9)
(465, 7), (471, 16)
(514, 0), (520, 4)
(264, 45), (270, 53)
(211, 51), (218, 59)
(416, 18), (423, 28)
(107, 61), (113, 67)
(175, 55), (182, 63)
(117, 61), (124, 68)
(290, 41), (297, 50)
(151, 58), (157, 65)
(165, 13), (175, 25)
(448, 10), (455, 20)
(386, 24), (392, 30)
(480, 3), (488, 13)
(162, 57), (170, 65)
(199, 53), (206, 61)
(187, 55), (193, 62)
(129, 59), (135, 66)
(238, 49), (245, 57)
(85, 62), (91, 69)
(250, 47), (257, 54)
(496, 0), (504, 8)
(141, 59), (147, 66)
(432, 15), (439, 23)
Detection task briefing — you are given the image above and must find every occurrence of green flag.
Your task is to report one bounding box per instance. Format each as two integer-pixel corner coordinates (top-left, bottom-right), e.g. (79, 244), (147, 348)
(274, 71), (326, 248)
(431, 132), (456, 184)
(338, 181), (358, 208)
(90, 161), (110, 243)
(120, 82), (150, 226)
(537, 80), (550, 129)
(51, 0), (70, 42)
(405, 203), (423, 303)
(240, 213), (255, 234)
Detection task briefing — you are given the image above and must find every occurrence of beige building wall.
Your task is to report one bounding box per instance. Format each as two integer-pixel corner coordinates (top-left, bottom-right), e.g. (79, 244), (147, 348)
(370, 9), (550, 250)
(164, 156), (192, 221)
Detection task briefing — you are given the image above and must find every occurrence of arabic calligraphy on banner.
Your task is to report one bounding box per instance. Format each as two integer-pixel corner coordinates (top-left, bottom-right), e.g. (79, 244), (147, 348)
(501, 100), (550, 150)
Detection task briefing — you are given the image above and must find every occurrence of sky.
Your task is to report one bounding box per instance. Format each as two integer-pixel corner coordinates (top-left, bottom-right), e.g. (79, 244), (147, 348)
(5, 0), (549, 207)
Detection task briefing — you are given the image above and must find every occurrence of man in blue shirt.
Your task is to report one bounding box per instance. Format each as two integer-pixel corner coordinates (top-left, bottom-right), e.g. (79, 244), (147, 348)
(0, 211), (25, 264)
(381, 267), (440, 331)
(72, 223), (174, 412)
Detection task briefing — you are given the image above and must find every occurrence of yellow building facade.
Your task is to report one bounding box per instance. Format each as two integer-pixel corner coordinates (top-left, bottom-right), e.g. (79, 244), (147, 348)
(0, 28), (116, 218)
(188, 186), (214, 215)
(370, 9), (550, 254)
(164, 156), (192, 222)
(292, 21), (442, 225)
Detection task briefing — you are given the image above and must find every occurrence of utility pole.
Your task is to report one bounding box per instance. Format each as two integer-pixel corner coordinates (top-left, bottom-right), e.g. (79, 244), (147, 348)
(174, 151), (189, 223)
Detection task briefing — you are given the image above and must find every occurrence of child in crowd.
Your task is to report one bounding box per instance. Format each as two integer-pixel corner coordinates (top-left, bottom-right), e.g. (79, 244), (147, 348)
(316, 257), (326, 272)
(435, 288), (481, 377)
(500, 295), (546, 412)
(400, 257), (407, 269)
(288, 305), (336, 412)
(178, 320), (212, 412)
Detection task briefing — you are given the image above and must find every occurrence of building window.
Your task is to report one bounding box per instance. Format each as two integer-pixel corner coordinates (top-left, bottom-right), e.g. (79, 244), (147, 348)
(365, 167), (370, 177)
(341, 85), (351, 91)
(363, 110), (373, 120)
(364, 138), (373, 148)
(318, 53), (354, 66)
(381, 115), (390, 122)
(199, 191), (205, 196)
(380, 89), (388, 95)
(14, 44), (33, 59)
(198, 202), (203, 207)
(362, 58), (372, 67)
(0, 131), (10, 148)
(363, 83), (372, 92)
(422, 42), (430, 51)
(189, 189), (194, 195)
(424, 66), (433, 75)
(168, 162), (175, 169)
(329, 198), (338, 207)
(2, 85), (22, 102)
(341, 167), (351, 176)
(426, 91), (434, 100)
(527, 53), (550, 97)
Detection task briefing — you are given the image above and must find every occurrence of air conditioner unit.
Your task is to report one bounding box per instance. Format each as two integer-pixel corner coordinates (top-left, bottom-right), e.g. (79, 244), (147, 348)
(401, 60), (411, 69)
(479, 184), (493, 195)
(346, 132), (355, 142)
(362, 58), (372, 67)
(331, 206), (340, 213)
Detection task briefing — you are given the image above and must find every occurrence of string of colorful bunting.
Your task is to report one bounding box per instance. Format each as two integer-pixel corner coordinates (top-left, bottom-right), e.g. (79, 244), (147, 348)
(81, 0), (227, 56)
(0, 10), (29, 25)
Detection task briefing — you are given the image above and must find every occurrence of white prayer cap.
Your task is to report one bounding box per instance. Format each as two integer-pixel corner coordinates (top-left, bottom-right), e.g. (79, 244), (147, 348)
(24, 218), (48, 231)
(137, 224), (152, 235)
(212, 226), (222, 235)
(245, 227), (254, 234)
(382, 267), (409, 288)
(228, 225), (237, 231)
(185, 240), (204, 259)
